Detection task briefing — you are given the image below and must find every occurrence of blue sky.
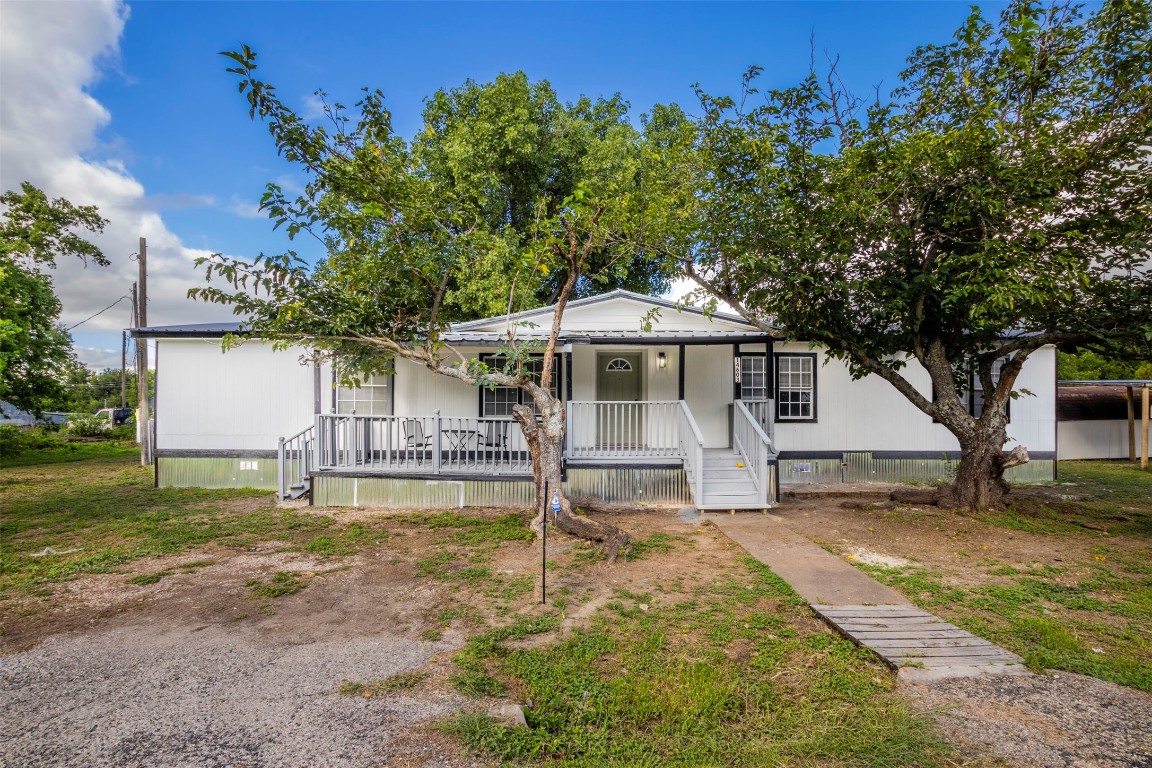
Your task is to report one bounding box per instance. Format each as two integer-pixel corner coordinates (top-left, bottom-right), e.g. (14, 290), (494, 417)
(1, 1), (1010, 368)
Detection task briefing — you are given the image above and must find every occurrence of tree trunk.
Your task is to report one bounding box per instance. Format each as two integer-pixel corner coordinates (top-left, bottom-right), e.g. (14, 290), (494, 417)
(947, 436), (1028, 511)
(512, 400), (630, 563)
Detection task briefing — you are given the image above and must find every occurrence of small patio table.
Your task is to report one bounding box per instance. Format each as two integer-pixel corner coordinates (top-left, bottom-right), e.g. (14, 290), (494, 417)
(441, 428), (478, 452)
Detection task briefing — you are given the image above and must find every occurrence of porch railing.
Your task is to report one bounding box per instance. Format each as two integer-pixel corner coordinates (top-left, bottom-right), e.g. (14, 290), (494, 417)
(566, 401), (684, 460)
(315, 412), (531, 475)
(733, 400), (775, 506)
(277, 424), (315, 501)
(742, 399), (776, 440)
(678, 401), (706, 505)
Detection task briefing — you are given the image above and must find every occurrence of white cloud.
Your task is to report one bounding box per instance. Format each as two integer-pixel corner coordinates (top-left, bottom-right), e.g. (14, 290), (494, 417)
(227, 194), (265, 219)
(0, 0), (237, 367)
(301, 91), (327, 121)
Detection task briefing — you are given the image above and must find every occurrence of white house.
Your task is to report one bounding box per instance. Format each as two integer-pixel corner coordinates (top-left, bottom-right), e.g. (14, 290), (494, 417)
(134, 290), (1057, 509)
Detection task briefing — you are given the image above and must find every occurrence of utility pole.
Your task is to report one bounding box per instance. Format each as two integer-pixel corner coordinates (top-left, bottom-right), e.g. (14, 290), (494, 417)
(136, 237), (150, 465)
(120, 331), (127, 409)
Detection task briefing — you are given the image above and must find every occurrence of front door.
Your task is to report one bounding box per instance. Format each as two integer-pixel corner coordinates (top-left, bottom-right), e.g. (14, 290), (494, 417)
(595, 352), (643, 449)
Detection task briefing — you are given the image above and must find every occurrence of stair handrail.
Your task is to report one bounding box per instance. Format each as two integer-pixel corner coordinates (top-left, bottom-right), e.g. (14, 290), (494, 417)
(677, 400), (706, 506)
(734, 400), (774, 505)
(277, 423), (316, 501)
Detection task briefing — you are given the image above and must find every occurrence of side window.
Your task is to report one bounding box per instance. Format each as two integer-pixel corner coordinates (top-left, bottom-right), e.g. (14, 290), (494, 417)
(936, 357), (1012, 422)
(336, 374), (392, 415)
(774, 354), (816, 421)
(480, 355), (559, 417)
(969, 358), (1011, 421)
(739, 356), (769, 400)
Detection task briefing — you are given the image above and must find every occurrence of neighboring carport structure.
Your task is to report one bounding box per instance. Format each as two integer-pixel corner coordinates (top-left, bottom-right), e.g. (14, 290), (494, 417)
(1057, 380), (1151, 468)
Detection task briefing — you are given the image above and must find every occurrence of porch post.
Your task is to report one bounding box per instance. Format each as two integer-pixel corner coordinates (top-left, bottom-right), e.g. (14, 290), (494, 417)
(314, 413), (323, 470)
(433, 409), (443, 474)
(277, 436), (287, 502)
(677, 343), (685, 401)
(565, 400), (573, 458)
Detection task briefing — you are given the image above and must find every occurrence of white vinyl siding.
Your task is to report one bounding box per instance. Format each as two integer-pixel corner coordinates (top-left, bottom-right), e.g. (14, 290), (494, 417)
(155, 340), (315, 451)
(463, 295), (757, 334)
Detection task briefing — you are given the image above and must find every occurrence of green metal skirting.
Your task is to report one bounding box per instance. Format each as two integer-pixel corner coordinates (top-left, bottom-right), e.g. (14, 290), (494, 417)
(565, 467), (691, 505)
(312, 467), (692, 509)
(157, 456), (278, 490)
(780, 454), (1055, 486)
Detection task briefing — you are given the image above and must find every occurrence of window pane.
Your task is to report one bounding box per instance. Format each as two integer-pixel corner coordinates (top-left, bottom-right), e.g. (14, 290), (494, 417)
(776, 356), (815, 420)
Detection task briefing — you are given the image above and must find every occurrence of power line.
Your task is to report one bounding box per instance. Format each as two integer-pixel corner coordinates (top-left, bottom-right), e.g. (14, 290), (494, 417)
(66, 295), (130, 332)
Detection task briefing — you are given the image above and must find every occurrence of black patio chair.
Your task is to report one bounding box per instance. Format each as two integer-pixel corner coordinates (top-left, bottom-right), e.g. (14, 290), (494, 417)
(477, 420), (511, 466)
(402, 419), (432, 465)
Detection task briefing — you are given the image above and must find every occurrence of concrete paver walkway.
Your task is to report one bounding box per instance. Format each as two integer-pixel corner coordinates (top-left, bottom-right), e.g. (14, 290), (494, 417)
(706, 512), (906, 605)
(707, 512), (1030, 681)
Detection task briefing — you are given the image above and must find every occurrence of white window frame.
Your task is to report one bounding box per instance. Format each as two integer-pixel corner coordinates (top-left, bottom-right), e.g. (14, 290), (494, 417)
(774, 353), (816, 422)
(336, 374), (393, 415)
(739, 355), (770, 401)
(479, 354), (560, 417)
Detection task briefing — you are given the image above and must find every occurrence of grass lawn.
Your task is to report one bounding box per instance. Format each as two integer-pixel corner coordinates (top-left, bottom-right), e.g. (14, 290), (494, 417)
(1, 444), (970, 767)
(824, 461), (1152, 693)
(0, 442), (387, 596)
(442, 561), (956, 766)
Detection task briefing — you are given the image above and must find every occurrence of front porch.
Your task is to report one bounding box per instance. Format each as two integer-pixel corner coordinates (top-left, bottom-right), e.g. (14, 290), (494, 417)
(278, 399), (778, 509)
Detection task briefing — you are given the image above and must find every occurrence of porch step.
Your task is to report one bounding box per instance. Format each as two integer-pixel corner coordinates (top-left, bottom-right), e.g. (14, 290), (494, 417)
(691, 449), (769, 510)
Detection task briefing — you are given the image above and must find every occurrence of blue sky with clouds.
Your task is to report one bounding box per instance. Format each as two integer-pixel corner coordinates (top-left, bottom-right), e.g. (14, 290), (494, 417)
(2, 0), (1010, 369)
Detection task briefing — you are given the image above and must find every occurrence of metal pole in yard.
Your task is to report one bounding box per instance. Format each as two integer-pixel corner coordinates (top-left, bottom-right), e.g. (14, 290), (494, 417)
(541, 480), (548, 605)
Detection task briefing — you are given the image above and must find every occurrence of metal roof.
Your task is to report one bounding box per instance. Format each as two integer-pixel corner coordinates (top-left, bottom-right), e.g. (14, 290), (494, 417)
(132, 322), (246, 338)
(133, 321), (771, 345)
(442, 329), (771, 346)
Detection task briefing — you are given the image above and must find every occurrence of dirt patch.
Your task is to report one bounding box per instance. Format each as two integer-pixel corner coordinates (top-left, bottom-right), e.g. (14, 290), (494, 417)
(775, 491), (1148, 592)
(1, 505), (744, 767)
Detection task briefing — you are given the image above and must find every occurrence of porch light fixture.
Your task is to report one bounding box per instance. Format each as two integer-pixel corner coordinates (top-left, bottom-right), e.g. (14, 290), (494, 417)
(657, 351), (667, 369)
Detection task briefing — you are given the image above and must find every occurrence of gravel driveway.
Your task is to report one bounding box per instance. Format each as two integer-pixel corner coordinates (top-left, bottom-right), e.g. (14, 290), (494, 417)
(0, 618), (481, 768)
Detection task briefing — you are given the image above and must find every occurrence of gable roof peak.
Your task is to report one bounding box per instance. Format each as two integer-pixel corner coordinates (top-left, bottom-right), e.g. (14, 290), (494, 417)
(451, 288), (754, 331)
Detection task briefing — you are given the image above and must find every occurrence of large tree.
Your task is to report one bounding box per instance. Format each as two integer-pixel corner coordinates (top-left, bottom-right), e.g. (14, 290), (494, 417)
(192, 51), (683, 559)
(672, 0), (1152, 507)
(0, 183), (108, 414)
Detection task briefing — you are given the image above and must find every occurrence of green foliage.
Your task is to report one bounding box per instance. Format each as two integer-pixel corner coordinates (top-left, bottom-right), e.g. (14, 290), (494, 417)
(47, 364), (151, 415)
(191, 53), (681, 398)
(0, 183), (108, 415)
(66, 413), (112, 437)
(1058, 350), (1152, 381)
(675, 0), (1152, 497)
(0, 425), (69, 458)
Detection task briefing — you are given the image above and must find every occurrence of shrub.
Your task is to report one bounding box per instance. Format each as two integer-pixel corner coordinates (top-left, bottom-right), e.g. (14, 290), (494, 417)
(109, 424), (136, 441)
(66, 414), (112, 437)
(0, 426), (69, 456)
